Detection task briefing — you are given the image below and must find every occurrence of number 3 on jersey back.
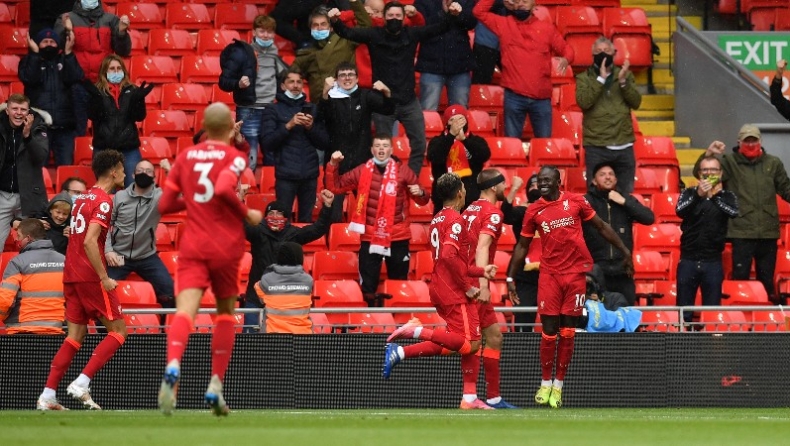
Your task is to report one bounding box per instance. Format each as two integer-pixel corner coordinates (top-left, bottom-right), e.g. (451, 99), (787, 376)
(193, 162), (215, 203)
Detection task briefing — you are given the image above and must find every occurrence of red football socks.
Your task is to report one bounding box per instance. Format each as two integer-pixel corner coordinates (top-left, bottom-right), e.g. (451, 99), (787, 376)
(540, 332), (557, 381)
(481, 347), (501, 399)
(82, 331), (125, 378)
(211, 315), (236, 381)
(167, 312), (193, 364)
(556, 327), (576, 381)
(403, 341), (444, 358)
(46, 337), (80, 390)
(461, 353), (480, 395)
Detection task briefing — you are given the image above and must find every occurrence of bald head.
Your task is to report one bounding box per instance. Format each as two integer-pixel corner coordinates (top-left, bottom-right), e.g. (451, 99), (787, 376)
(202, 103), (234, 142)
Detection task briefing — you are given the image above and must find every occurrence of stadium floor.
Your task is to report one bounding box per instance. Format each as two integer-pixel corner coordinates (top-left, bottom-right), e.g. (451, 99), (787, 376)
(4, 408), (789, 445)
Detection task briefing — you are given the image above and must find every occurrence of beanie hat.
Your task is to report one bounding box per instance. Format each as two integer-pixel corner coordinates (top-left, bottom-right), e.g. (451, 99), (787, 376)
(277, 242), (304, 267)
(442, 104), (468, 125)
(35, 28), (61, 48)
(265, 201), (291, 217)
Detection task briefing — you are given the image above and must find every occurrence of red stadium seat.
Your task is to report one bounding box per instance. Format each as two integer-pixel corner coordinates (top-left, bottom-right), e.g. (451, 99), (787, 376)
(180, 55), (222, 84)
(155, 223), (174, 252)
(214, 3), (259, 30)
(409, 223), (430, 252)
(632, 166), (662, 196)
(633, 223), (682, 253)
(777, 196), (790, 224)
(328, 223), (361, 252)
(632, 249), (669, 281)
(142, 85), (162, 110)
(468, 84), (505, 112)
(650, 280), (678, 306)
(116, 280), (159, 308)
(176, 136), (194, 157)
(748, 7), (777, 31)
(650, 192), (680, 224)
(159, 251), (179, 276)
(290, 223), (327, 253)
(0, 26), (27, 56)
(492, 251), (510, 280)
(699, 310), (748, 332)
(381, 280), (432, 307)
(721, 280), (770, 306)
(408, 200), (433, 224)
(418, 168), (434, 193)
(423, 110), (444, 138)
(55, 165), (96, 189)
(143, 110), (192, 138)
(116, 3), (165, 30)
(0, 4), (12, 24)
(498, 224), (517, 252)
(139, 136), (173, 164)
(640, 310), (679, 332)
(775, 8), (790, 31)
(557, 83), (581, 112)
(73, 137), (94, 166)
(129, 55), (179, 83)
(0, 55), (19, 82)
(528, 137), (578, 167)
(466, 109), (496, 137)
(412, 250), (434, 282)
(211, 83), (234, 106)
(345, 312), (397, 333)
(14, 2), (30, 25)
(196, 29), (241, 56)
(41, 167), (54, 194)
(258, 166), (276, 194)
(391, 136), (410, 161)
(556, 6), (602, 69)
(165, 3), (213, 30)
(147, 28), (195, 56)
(245, 193), (276, 213)
(612, 35), (653, 70)
(751, 310), (787, 331)
(239, 168), (258, 194)
(309, 312), (332, 333)
(124, 313), (162, 334)
(161, 83), (209, 111)
(634, 136), (678, 167)
(485, 137), (526, 166)
(564, 167), (588, 193)
(602, 7), (651, 38)
(312, 251), (359, 280)
(128, 29), (148, 56)
(312, 279), (366, 307)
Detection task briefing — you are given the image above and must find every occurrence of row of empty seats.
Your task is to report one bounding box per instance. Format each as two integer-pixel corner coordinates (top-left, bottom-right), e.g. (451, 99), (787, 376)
(641, 309), (787, 332)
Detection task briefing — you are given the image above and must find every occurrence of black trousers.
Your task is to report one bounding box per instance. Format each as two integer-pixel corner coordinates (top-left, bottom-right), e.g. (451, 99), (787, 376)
(359, 240), (410, 296)
(471, 44), (500, 85)
(731, 238), (778, 298)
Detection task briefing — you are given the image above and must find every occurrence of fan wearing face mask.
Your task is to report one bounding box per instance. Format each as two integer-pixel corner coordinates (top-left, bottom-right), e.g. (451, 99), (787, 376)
(696, 128), (790, 304)
(576, 36), (641, 195)
(82, 55), (154, 188)
(18, 28), (84, 167)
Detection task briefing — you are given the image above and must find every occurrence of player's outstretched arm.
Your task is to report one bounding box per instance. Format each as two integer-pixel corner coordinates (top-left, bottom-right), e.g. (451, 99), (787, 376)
(159, 168), (186, 215)
(589, 215), (634, 277)
(84, 223), (117, 292)
(506, 235), (532, 304)
(215, 170), (251, 220)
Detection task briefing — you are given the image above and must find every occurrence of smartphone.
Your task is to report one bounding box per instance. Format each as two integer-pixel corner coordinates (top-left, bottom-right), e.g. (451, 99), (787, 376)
(301, 105), (313, 116)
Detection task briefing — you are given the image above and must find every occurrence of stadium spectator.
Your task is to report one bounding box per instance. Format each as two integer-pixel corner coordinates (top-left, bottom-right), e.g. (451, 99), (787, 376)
(193, 121), (251, 156)
(61, 177), (87, 199)
(325, 135), (430, 306)
(471, 0), (510, 85)
(18, 28), (84, 167)
(0, 219), (65, 335)
(579, 265), (641, 332)
(240, 191), (334, 332)
(54, 1), (132, 137)
(582, 163), (654, 305)
(38, 149), (129, 411)
(473, 0), (572, 139)
(292, 1), (371, 103)
(270, 0), (351, 49)
(507, 165), (631, 409)
(105, 159), (174, 309)
(698, 131), (790, 304)
(426, 105), (490, 214)
(157, 103), (263, 416)
(414, 0), (477, 110)
(260, 67), (330, 223)
(254, 242), (313, 334)
(501, 174), (542, 332)
(332, 1), (465, 175)
(676, 155), (738, 323)
(0, 94), (50, 256)
(319, 62), (394, 221)
(462, 168), (518, 409)
(577, 37), (641, 194)
(770, 60), (790, 120)
(383, 172), (497, 410)
(83, 55), (153, 188)
(12, 190), (74, 256)
(219, 14), (289, 169)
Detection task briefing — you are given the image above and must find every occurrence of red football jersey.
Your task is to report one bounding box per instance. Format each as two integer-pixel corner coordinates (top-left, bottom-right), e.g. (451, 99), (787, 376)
(64, 186), (113, 283)
(429, 207), (480, 305)
(462, 198), (503, 266)
(521, 192), (596, 274)
(164, 141), (249, 260)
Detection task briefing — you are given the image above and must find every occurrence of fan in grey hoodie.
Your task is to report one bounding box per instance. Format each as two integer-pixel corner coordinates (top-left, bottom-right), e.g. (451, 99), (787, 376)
(105, 159), (174, 307)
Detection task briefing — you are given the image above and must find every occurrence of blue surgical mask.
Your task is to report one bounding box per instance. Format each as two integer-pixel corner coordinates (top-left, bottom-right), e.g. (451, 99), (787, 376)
(311, 29), (330, 41)
(71, 195), (78, 204)
(284, 90), (303, 100)
(107, 72), (124, 84)
(338, 84), (359, 95)
(372, 157), (390, 167)
(254, 37), (274, 48)
(81, 0), (99, 10)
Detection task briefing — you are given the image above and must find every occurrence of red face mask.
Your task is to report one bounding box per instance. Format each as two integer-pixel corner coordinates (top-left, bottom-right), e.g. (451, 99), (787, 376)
(739, 141), (762, 160)
(266, 216), (287, 231)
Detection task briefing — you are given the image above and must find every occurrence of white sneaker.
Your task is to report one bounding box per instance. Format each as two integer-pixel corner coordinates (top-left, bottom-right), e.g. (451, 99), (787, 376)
(37, 395), (68, 411)
(204, 374), (229, 417)
(66, 382), (101, 410)
(158, 359), (180, 416)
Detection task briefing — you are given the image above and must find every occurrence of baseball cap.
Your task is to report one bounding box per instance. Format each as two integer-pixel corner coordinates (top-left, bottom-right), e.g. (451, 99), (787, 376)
(738, 124), (761, 141)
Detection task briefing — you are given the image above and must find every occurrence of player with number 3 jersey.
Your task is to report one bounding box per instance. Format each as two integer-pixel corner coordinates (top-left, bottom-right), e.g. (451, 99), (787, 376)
(382, 173), (497, 410)
(157, 103), (263, 417)
(507, 166), (633, 409)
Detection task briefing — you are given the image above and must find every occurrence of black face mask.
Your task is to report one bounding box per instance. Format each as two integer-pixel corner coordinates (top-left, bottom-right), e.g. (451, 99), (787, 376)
(39, 47), (59, 60)
(527, 189), (542, 203)
(512, 9), (531, 21)
(593, 52), (614, 69)
(134, 173), (155, 189)
(386, 18), (403, 34)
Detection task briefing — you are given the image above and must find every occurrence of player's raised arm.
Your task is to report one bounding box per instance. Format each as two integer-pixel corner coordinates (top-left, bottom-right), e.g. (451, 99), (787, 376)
(588, 214), (633, 277)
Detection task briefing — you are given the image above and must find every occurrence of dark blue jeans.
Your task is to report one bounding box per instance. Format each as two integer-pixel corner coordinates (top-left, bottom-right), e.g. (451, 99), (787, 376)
(676, 259), (723, 323)
(72, 83), (89, 137)
(504, 88), (552, 138)
(275, 177), (317, 223)
(49, 127), (78, 166)
(243, 297), (265, 333)
(236, 106), (268, 168)
(107, 253), (175, 308)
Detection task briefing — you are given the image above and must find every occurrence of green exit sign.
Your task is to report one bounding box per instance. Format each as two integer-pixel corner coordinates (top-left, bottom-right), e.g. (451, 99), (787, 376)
(718, 34), (790, 70)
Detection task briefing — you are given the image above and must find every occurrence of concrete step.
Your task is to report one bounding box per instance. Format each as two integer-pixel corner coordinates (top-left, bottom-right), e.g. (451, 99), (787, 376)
(672, 136), (692, 148)
(638, 120), (675, 136)
(654, 41), (673, 64)
(648, 15), (702, 33)
(641, 94), (674, 110)
(677, 148), (706, 165)
(641, 4), (677, 16)
(634, 109), (674, 120)
(635, 68), (673, 84)
(622, 0), (660, 5)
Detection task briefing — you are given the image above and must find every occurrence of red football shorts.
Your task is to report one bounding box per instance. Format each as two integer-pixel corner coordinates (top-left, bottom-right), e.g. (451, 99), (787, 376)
(64, 282), (123, 325)
(435, 302), (481, 341)
(476, 301), (499, 330)
(537, 272), (587, 316)
(177, 256), (241, 298)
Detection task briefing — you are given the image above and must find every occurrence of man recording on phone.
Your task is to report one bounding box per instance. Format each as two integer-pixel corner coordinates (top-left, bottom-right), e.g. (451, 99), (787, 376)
(577, 36), (641, 194)
(261, 66), (330, 223)
(675, 155), (738, 323)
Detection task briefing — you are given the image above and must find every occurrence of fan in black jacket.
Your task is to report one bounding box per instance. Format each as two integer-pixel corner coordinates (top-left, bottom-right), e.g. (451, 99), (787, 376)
(241, 191), (335, 332)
